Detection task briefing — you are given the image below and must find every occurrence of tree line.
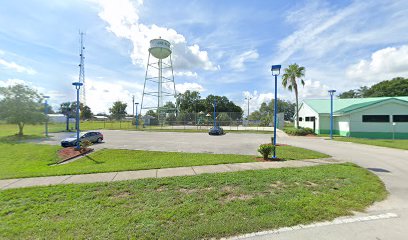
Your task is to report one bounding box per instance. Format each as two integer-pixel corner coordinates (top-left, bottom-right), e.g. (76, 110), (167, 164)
(338, 77), (408, 98)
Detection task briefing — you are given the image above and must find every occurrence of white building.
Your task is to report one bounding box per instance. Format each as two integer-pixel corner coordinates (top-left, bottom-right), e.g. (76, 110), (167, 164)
(296, 97), (408, 139)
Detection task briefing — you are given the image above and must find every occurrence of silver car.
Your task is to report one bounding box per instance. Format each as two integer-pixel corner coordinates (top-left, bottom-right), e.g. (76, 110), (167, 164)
(61, 131), (104, 147)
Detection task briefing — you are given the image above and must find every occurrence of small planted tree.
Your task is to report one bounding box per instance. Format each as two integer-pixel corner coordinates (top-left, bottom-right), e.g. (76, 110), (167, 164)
(258, 143), (274, 160)
(0, 84), (45, 136)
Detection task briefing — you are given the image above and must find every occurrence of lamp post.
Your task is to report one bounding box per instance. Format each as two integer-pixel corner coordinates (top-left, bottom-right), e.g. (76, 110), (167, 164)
(245, 97), (252, 125)
(43, 96), (50, 137)
(271, 65), (281, 159)
(72, 82), (83, 150)
(135, 102), (139, 129)
(213, 99), (217, 128)
(328, 90), (336, 140)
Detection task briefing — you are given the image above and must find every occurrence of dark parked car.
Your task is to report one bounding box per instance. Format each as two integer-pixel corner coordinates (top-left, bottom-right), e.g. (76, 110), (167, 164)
(61, 131), (104, 147)
(208, 126), (224, 136)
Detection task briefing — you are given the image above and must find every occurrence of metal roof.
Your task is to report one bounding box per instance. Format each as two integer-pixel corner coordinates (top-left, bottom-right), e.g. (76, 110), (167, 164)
(303, 97), (408, 115)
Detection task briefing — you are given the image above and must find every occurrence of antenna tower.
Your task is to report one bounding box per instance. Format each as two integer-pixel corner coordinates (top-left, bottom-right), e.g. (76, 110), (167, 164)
(78, 31), (86, 105)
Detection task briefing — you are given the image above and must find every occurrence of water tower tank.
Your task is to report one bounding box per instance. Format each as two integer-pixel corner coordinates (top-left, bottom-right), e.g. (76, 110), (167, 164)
(149, 39), (172, 59)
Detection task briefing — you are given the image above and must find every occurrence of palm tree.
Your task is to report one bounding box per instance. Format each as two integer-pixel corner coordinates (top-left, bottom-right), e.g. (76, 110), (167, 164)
(282, 63), (305, 128)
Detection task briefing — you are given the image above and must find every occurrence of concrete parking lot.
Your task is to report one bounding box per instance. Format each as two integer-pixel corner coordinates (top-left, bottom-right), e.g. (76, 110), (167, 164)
(41, 130), (284, 155)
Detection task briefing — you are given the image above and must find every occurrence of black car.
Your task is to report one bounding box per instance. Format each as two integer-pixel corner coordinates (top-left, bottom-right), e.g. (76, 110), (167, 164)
(61, 131), (104, 147)
(209, 126), (224, 135)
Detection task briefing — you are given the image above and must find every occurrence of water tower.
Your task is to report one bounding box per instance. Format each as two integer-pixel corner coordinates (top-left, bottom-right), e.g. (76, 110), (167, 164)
(140, 38), (177, 125)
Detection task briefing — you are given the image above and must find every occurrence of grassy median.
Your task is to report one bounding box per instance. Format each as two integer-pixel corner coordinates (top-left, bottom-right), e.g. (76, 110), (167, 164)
(0, 143), (329, 179)
(0, 163), (387, 239)
(334, 137), (408, 150)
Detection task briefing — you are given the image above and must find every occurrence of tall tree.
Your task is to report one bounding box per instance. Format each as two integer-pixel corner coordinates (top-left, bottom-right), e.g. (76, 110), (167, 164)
(0, 84), (45, 136)
(282, 63), (305, 128)
(109, 101), (127, 120)
(80, 105), (93, 120)
(176, 90), (202, 113)
(338, 77), (408, 98)
(364, 77), (408, 97)
(59, 102), (73, 131)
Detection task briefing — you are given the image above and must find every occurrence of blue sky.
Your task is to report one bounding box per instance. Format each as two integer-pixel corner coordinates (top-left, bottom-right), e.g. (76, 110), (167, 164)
(1, 0), (408, 115)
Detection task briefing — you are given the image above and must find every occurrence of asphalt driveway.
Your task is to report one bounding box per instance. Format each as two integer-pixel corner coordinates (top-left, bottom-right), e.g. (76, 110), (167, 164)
(38, 129), (408, 239)
(41, 130), (283, 155)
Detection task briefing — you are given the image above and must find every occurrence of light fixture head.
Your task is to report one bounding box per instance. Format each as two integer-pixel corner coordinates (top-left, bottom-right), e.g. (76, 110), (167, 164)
(271, 65), (281, 76)
(72, 82), (83, 89)
(43, 95), (50, 99)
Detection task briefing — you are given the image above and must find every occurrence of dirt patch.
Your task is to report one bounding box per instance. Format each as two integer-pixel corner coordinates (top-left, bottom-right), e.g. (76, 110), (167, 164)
(305, 181), (319, 187)
(156, 186), (168, 192)
(110, 191), (131, 199)
(179, 188), (198, 194)
(270, 181), (286, 189)
(224, 194), (254, 202)
(57, 147), (93, 164)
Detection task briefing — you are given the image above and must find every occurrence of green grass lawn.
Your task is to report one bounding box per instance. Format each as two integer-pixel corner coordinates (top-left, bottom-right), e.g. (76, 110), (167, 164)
(0, 163), (387, 239)
(0, 123), (65, 139)
(334, 137), (408, 150)
(0, 143), (329, 179)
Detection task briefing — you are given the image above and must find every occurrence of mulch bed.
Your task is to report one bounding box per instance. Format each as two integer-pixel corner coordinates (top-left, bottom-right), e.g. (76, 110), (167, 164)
(57, 147), (93, 164)
(255, 157), (285, 162)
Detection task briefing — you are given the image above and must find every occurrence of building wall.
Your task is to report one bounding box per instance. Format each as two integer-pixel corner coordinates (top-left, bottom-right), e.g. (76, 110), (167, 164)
(348, 102), (408, 139)
(318, 115), (350, 136)
(297, 104), (319, 132)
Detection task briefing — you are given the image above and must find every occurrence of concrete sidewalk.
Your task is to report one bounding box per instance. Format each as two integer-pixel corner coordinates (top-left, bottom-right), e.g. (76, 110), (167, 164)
(0, 158), (339, 190)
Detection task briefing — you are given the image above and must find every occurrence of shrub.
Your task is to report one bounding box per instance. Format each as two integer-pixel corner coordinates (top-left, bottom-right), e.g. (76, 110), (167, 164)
(258, 143), (274, 160)
(77, 140), (93, 152)
(284, 127), (315, 136)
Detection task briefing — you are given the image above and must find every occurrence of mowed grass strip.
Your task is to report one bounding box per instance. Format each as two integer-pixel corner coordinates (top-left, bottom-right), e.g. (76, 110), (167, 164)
(0, 143), (329, 180)
(0, 163), (387, 240)
(335, 137), (408, 150)
(0, 123), (65, 138)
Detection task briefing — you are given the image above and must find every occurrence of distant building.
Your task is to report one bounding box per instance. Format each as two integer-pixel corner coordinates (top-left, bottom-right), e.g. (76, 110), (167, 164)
(296, 97), (408, 139)
(94, 115), (108, 121)
(47, 114), (75, 123)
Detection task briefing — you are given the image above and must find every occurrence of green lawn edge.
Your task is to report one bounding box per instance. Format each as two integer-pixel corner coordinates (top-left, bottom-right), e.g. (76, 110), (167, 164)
(334, 137), (408, 150)
(0, 163), (387, 239)
(0, 143), (329, 180)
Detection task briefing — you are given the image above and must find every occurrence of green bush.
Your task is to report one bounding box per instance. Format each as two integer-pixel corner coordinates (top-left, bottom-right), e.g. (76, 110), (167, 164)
(283, 127), (315, 136)
(258, 143), (274, 160)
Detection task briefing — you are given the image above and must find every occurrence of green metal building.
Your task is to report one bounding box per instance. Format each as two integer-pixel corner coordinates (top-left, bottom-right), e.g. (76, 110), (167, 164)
(296, 97), (408, 139)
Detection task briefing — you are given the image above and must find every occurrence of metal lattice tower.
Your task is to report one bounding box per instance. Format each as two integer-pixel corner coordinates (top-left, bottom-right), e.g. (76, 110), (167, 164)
(78, 31), (86, 105)
(140, 38), (177, 125)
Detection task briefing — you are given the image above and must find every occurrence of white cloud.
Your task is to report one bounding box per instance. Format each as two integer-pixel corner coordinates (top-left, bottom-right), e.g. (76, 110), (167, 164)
(175, 82), (205, 94)
(95, 0), (217, 71)
(275, 0), (408, 63)
(174, 71), (198, 78)
(0, 78), (28, 87)
(0, 58), (36, 75)
(346, 45), (408, 83)
(230, 50), (259, 71)
(85, 77), (144, 114)
(241, 91), (275, 116)
(300, 79), (330, 98)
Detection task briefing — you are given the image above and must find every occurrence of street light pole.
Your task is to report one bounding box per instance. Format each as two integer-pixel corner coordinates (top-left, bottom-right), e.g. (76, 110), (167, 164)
(328, 90), (336, 140)
(132, 95), (135, 116)
(271, 65), (281, 159)
(135, 102), (139, 129)
(213, 99), (217, 128)
(44, 96), (50, 137)
(72, 82), (83, 150)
